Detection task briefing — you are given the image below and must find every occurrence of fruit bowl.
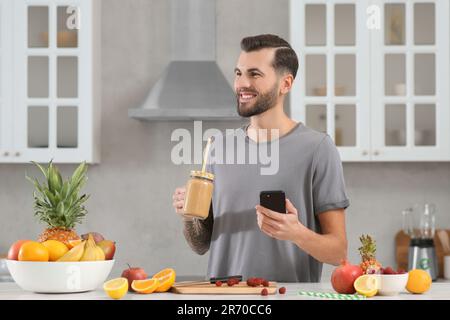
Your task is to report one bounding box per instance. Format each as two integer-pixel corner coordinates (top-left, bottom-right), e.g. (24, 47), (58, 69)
(6, 260), (114, 293)
(376, 273), (409, 296)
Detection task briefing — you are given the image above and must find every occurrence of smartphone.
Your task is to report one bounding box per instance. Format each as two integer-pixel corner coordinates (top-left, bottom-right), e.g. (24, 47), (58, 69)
(259, 190), (286, 214)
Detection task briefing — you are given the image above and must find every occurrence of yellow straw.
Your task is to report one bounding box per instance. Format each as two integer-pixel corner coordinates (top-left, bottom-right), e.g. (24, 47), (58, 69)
(201, 137), (212, 173)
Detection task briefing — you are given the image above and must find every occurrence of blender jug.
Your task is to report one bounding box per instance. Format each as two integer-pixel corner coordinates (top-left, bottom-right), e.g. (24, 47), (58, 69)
(407, 204), (438, 280)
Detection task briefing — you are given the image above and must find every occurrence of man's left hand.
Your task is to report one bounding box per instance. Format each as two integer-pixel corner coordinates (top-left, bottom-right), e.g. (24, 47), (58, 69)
(255, 199), (303, 241)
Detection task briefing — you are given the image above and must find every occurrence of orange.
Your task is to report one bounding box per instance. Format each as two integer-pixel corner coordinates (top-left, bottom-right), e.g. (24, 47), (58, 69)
(406, 269), (432, 294)
(131, 278), (160, 294)
(153, 268), (176, 292)
(18, 241), (49, 262)
(103, 278), (128, 299)
(41, 240), (69, 261)
(67, 239), (82, 249)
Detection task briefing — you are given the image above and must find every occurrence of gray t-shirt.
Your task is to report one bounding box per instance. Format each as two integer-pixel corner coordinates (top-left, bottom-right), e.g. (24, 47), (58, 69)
(205, 122), (349, 282)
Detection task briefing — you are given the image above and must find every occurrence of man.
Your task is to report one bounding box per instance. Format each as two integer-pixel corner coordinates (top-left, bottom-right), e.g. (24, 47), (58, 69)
(172, 34), (349, 282)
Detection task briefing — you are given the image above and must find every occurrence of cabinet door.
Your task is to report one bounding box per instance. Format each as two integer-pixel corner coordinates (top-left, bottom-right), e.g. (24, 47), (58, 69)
(0, 0), (13, 160)
(290, 0), (371, 161)
(371, 0), (450, 161)
(13, 0), (93, 163)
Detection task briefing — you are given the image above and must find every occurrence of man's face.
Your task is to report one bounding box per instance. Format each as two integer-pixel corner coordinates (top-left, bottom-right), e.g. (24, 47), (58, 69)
(234, 48), (281, 117)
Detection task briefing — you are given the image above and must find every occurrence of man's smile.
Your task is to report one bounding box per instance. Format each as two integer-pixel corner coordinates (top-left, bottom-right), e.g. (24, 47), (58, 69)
(238, 90), (258, 104)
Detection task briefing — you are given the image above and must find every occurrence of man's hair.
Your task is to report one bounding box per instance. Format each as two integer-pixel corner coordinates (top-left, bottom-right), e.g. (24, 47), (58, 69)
(240, 34), (299, 79)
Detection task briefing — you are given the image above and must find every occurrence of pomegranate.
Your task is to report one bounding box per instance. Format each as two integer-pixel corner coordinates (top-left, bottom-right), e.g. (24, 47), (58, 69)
(331, 260), (363, 294)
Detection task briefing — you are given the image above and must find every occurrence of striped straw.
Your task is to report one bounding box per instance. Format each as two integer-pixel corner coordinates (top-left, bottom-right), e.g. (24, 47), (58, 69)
(298, 291), (366, 300)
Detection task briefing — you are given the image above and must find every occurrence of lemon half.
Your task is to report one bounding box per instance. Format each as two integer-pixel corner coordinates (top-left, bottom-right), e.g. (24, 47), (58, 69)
(354, 275), (379, 297)
(103, 277), (129, 299)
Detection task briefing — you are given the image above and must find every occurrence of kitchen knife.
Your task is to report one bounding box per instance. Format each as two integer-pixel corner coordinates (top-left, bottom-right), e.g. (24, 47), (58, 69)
(173, 275), (243, 287)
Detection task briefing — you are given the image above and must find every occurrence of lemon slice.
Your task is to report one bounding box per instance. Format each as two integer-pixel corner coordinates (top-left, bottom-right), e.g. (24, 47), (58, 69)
(354, 275), (379, 297)
(103, 277), (129, 299)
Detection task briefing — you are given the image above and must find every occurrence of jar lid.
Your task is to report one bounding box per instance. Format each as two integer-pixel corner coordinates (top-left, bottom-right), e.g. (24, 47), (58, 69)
(190, 170), (214, 181)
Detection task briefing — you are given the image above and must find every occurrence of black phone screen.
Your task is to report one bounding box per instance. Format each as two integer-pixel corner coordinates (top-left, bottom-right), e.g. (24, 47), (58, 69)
(259, 190), (286, 214)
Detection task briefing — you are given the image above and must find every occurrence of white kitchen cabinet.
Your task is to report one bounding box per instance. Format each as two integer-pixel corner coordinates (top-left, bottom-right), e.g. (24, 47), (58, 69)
(290, 0), (450, 161)
(0, 0), (101, 163)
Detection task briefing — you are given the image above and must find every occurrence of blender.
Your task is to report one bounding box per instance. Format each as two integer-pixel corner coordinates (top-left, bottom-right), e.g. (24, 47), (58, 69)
(403, 204), (438, 280)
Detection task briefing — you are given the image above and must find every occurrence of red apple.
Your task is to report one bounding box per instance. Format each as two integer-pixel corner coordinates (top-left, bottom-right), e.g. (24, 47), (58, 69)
(97, 240), (116, 260)
(7, 240), (31, 260)
(121, 264), (148, 291)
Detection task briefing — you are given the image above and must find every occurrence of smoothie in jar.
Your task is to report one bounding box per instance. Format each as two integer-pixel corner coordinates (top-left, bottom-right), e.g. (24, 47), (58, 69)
(183, 170), (214, 220)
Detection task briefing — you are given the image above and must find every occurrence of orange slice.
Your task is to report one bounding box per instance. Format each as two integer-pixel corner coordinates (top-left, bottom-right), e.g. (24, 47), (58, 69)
(67, 239), (82, 249)
(153, 268), (176, 292)
(131, 278), (160, 294)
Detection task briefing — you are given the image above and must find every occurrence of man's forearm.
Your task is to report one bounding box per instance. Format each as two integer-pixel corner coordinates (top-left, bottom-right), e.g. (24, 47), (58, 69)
(293, 224), (347, 265)
(182, 213), (213, 255)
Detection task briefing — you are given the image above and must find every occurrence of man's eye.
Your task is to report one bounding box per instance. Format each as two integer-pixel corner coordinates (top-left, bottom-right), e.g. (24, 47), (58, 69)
(251, 73), (260, 78)
(235, 72), (241, 76)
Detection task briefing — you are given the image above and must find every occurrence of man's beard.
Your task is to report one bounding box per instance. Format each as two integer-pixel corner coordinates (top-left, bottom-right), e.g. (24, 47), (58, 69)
(236, 83), (279, 117)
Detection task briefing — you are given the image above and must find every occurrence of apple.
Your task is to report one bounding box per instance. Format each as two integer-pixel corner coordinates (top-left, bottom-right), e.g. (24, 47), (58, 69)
(121, 264), (148, 291)
(81, 232), (105, 244)
(97, 240), (116, 260)
(7, 240), (31, 260)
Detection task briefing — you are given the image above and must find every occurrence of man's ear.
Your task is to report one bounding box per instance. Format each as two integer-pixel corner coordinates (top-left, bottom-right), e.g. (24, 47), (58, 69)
(280, 74), (294, 95)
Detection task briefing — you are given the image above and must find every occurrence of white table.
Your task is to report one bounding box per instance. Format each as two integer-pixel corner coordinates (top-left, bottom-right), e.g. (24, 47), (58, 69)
(0, 281), (449, 300)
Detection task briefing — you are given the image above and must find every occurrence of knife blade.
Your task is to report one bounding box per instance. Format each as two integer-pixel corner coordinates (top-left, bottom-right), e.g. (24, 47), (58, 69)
(173, 275), (243, 287)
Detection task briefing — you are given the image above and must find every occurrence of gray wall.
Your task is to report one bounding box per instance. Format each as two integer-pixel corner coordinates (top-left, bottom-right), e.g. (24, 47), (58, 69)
(1, 0), (450, 281)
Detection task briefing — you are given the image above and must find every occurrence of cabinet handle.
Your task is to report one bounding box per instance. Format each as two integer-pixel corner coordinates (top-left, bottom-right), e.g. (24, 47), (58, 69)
(15, 152), (21, 157)
(373, 150), (380, 156)
(362, 150), (368, 156)
(3, 151), (9, 156)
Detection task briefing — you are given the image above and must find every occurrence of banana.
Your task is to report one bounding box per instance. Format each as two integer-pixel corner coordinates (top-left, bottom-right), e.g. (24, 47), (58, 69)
(80, 234), (105, 261)
(57, 240), (86, 261)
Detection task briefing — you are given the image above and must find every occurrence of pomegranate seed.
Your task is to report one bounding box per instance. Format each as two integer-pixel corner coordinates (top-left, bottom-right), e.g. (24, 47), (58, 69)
(215, 281), (222, 287)
(261, 288), (268, 296)
(278, 287), (286, 294)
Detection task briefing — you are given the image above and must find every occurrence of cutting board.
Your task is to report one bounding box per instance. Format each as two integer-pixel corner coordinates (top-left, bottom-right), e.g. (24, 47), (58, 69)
(171, 281), (278, 295)
(395, 229), (450, 278)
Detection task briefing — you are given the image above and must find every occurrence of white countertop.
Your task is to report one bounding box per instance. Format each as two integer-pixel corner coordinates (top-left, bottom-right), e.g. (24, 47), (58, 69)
(1, 281), (450, 300)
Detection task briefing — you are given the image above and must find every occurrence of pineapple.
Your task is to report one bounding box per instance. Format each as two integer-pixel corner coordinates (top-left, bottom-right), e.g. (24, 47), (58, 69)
(358, 234), (382, 274)
(26, 161), (89, 246)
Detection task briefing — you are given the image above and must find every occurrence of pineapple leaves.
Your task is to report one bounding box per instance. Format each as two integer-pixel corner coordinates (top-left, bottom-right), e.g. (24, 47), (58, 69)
(48, 162), (63, 192)
(30, 161), (49, 180)
(27, 161), (90, 230)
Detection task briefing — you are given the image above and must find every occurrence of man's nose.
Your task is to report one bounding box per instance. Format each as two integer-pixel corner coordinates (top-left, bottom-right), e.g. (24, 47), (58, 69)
(234, 75), (251, 90)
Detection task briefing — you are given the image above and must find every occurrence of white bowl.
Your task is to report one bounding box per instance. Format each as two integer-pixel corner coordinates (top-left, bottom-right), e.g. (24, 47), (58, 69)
(376, 273), (409, 296)
(6, 260), (114, 293)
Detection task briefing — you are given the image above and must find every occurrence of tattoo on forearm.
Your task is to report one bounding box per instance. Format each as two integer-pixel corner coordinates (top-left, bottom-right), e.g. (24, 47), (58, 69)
(182, 207), (214, 255)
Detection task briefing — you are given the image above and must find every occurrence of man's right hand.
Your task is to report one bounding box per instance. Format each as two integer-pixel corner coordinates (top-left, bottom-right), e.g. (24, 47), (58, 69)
(172, 187), (186, 216)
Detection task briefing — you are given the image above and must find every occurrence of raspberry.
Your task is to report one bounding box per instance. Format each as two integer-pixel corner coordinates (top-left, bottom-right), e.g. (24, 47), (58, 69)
(261, 288), (268, 296)
(278, 287), (286, 294)
(262, 280), (269, 287)
(215, 281), (223, 287)
(227, 278), (239, 286)
(247, 277), (263, 287)
(384, 267), (395, 275)
(397, 269), (406, 274)
(246, 279), (258, 287)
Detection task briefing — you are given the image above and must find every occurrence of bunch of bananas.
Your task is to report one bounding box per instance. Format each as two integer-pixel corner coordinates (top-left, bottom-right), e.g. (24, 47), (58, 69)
(57, 234), (105, 261)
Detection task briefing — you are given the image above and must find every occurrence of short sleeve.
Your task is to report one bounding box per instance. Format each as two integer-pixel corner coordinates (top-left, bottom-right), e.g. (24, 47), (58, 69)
(312, 135), (350, 215)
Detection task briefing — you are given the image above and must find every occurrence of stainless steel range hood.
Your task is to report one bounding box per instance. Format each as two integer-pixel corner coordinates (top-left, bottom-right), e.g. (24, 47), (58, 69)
(129, 0), (240, 121)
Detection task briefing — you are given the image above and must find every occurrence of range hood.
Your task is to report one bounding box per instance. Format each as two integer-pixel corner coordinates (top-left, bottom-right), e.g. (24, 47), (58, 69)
(129, 0), (240, 121)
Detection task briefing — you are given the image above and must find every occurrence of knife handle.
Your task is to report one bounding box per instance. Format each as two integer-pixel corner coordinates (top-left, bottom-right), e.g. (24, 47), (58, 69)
(209, 275), (243, 283)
